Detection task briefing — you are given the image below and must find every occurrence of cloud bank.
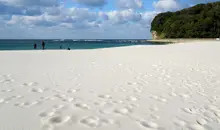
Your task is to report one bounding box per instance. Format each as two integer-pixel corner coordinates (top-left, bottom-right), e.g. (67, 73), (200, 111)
(0, 0), (218, 39)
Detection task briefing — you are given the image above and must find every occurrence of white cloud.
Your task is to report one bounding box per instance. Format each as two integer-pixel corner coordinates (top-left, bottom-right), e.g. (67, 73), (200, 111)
(140, 11), (159, 28)
(153, 0), (187, 12)
(67, 7), (98, 22)
(6, 6), (101, 30)
(117, 0), (143, 9)
(0, 0), (162, 39)
(104, 9), (142, 24)
(153, 0), (180, 11)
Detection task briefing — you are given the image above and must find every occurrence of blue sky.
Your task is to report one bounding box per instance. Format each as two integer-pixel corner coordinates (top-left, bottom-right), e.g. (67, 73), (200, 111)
(0, 0), (219, 39)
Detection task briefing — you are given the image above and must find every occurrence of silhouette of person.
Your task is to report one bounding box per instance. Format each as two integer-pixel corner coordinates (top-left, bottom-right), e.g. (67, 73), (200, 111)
(60, 45), (62, 49)
(34, 43), (37, 49)
(42, 41), (45, 50)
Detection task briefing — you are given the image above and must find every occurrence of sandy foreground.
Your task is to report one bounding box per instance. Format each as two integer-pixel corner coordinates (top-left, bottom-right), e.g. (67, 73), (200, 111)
(0, 41), (220, 130)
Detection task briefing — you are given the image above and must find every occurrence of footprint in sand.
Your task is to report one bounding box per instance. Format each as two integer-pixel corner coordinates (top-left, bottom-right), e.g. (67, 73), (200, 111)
(169, 92), (177, 97)
(158, 97), (167, 103)
(42, 115), (70, 126)
(112, 100), (124, 104)
(0, 75), (14, 84)
(197, 92), (207, 97)
(41, 97), (55, 101)
(67, 89), (79, 93)
(54, 94), (72, 101)
(133, 88), (142, 93)
(31, 88), (44, 93)
(120, 88), (128, 92)
(52, 89), (62, 93)
(127, 103), (139, 109)
(99, 118), (115, 125)
(39, 111), (55, 118)
(14, 102), (31, 107)
(151, 114), (160, 120)
(23, 82), (38, 87)
(188, 124), (206, 130)
(98, 107), (114, 115)
(80, 116), (101, 128)
(181, 108), (197, 114)
(214, 112), (220, 118)
(149, 95), (158, 100)
(54, 94), (66, 99)
(2, 97), (12, 103)
(196, 118), (207, 126)
(14, 101), (41, 107)
(40, 97), (49, 100)
(1, 79), (14, 84)
(54, 94), (74, 102)
(1, 89), (13, 92)
(94, 100), (108, 106)
(149, 95), (168, 103)
(61, 97), (74, 102)
(114, 107), (132, 115)
(53, 104), (66, 110)
(149, 106), (159, 112)
(79, 116), (115, 128)
(2, 95), (22, 103)
(98, 94), (112, 99)
(179, 93), (191, 100)
(98, 105), (133, 116)
(139, 121), (158, 129)
(31, 101), (41, 105)
(126, 96), (138, 102)
(75, 103), (91, 110)
(127, 82), (133, 85)
(13, 95), (23, 99)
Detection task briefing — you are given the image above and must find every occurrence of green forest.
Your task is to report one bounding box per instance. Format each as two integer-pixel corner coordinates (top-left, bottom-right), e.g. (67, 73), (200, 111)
(151, 2), (220, 38)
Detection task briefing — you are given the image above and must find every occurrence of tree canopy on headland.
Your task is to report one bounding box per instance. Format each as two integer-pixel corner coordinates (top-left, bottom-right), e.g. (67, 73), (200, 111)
(151, 2), (220, 39)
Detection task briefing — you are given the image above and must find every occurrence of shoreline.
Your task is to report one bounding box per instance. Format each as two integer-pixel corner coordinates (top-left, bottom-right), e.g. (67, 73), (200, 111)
(146, 38), (219, 43)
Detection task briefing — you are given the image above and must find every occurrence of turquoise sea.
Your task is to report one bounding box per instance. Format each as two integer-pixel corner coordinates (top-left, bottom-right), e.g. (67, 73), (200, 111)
(0, 39), (156, 50)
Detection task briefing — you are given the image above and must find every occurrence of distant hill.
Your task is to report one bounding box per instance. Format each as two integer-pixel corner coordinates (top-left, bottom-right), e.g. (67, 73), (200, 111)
(151, 2), (220, 39)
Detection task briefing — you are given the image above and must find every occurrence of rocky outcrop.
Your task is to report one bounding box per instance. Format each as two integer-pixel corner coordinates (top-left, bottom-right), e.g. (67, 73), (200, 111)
(151, 31), (159, 40)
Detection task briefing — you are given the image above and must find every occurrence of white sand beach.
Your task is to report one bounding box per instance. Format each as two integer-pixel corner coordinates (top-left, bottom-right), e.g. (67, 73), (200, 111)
(1, 41), (220, 130)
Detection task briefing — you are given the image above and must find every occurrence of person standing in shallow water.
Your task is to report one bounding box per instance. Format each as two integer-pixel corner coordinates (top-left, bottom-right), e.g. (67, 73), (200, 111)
(34, 43), (37, 49)
(42, 41), (45, 50)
